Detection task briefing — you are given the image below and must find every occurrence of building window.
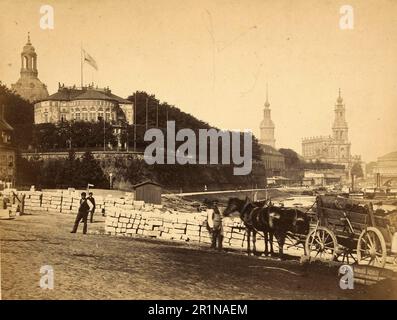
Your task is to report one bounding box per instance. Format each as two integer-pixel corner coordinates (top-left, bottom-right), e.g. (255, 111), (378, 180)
(44, 112), (48, 123)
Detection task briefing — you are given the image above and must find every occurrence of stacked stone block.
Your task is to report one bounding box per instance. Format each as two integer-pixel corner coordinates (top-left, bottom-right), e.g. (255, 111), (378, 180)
(18, 189), (250, 251)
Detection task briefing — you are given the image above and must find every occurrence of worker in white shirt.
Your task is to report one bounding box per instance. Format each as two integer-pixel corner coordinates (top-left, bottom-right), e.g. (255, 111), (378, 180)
(206, 200), (223, 251)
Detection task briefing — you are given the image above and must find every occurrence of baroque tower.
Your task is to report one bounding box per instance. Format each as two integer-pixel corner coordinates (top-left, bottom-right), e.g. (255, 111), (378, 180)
(332, 88), (348, 142)
(11, 33), (49, 102)
(259, 86), (276, 147)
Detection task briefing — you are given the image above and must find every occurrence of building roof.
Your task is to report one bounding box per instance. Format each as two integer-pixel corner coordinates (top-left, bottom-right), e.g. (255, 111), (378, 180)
(378, 151), (397, 161)
(45, 88), (82, 101)
(40, 86), (132, 104)
(260, 144), (283, 156)
(74, 89), (116, 101)
(133, 180), (162, 189)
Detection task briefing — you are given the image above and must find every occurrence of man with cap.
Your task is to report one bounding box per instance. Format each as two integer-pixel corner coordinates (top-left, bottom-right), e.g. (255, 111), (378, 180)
(70, 192), (94, 234)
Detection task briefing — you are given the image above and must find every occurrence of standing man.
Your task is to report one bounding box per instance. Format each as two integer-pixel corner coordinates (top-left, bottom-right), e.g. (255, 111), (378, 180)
(87, 192), (96, 223)
(70, 192), (93, 234)
(207, 200), (223, 251)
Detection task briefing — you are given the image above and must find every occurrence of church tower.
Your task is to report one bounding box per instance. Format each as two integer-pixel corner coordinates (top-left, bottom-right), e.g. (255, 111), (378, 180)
(332, 88), (349, 142)
(259, 85), (276, 147)
(11, 33), (49, 102)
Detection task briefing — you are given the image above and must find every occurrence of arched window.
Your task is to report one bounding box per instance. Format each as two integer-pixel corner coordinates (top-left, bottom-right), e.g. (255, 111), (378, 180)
(24, 56), (29, 68)
(75, 108), (80, 121)
(90, 107), (96, 121)
(82, 108), (88, 121)
(98, 107), (104, 121)
(105, 107), (110, 121)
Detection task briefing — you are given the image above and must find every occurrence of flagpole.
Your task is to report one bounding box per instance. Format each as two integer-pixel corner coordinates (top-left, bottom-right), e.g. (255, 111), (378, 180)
(145, 96), (148, 130)
(134, 92), (137, 152)
(80, 43), (83, 88)
(156, 100), (159, 127)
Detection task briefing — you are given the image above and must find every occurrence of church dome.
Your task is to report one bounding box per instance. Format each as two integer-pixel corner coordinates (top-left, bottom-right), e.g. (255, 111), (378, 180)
(22, 34), (36, 54)
(11, 33), (49, 102)
(260, 118), (274, 128)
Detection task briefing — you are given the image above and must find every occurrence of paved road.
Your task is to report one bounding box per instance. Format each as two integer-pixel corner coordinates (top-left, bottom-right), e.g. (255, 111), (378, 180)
(1, 211), (395, 299)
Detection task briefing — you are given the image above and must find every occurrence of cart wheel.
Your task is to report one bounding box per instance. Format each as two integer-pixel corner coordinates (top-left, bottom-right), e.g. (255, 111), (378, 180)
(357, 227), (386, 268)
(305, 227), (338, 261)
(336, 249), (357, 265)
(284, 233), (305, 252)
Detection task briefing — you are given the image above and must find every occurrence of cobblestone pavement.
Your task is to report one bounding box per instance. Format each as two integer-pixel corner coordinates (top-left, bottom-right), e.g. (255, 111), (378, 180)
(1, 211), (395, 299)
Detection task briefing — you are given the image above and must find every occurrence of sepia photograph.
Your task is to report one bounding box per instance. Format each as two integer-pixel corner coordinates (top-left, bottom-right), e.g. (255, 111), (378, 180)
(1, 0), (397, 305)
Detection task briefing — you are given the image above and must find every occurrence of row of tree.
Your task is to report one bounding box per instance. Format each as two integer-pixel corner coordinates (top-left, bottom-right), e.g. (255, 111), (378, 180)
(0, 83), (34, 149)
(16, 151), (108, 189)
(16, 150), (267, 191)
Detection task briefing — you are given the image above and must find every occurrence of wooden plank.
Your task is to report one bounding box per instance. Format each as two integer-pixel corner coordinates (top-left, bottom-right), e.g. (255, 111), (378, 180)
(319, 206), (368, 221)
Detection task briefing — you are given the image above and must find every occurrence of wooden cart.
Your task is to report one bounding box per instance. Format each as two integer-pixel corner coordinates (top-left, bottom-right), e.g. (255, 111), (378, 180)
(304, 195), (397, 267)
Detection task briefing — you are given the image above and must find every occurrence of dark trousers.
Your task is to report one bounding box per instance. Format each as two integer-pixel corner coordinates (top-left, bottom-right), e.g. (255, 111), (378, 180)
(90, 209), (95, 223)
(72, 211), (89, 234)
(211, 228), (223, 250)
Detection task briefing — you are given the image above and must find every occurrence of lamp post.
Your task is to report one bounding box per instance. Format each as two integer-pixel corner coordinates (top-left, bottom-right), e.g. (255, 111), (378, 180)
(109, 172), (113, 190)
(103, 117), (106, 151)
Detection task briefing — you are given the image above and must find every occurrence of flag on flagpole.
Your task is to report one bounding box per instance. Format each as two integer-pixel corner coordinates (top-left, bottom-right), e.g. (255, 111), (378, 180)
(83, 49), (98, 70)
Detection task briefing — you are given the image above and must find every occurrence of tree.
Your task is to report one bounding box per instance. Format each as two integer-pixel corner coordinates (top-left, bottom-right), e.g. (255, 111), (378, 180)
(351, 162), (364, 178)
(60, 149), (79, 187)
(279, 148), (301, 168)
(0, 83), (34, 149)
(351, 162), (364, 191)
(78, 151), (108, 188)
(127, 91), (264, 161)
(32, 123), (57, 150)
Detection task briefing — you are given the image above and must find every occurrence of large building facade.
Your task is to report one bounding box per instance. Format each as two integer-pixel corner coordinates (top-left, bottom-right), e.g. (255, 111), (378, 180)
(302, 90), (361, 173)
(11, 34), (49, 102)
(373, 151), (397, 187)
(34, 84), (134, 125)
(0, 105), (15, 186)
(260, 144), (285, 177)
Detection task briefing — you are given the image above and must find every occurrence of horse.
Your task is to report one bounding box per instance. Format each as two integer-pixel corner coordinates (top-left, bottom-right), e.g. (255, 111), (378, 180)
(265, 204), (310, 258)
(223, 197), (310, 259)
(223, 197), (274, 256)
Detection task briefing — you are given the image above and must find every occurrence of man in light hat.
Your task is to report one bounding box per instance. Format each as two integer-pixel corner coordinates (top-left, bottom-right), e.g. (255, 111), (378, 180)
(206, 199), (223, 251)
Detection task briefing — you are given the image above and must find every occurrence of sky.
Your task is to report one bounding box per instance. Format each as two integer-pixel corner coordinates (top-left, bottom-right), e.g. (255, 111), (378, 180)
(1, 0), (397, 162)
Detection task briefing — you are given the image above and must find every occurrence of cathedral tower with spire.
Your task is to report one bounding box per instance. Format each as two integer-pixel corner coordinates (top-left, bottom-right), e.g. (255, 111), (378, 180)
(302, 89), (361, 178)
(11, 33), (49, 102)
(259, 86), (276, 148)
(332, 88), (349, 142)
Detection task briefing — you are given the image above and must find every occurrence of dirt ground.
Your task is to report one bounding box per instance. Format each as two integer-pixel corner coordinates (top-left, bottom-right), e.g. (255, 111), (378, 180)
(1, 211), (396, 300)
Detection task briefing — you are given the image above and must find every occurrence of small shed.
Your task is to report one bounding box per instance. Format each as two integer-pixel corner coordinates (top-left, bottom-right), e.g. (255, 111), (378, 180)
(133, 180), (162, 204)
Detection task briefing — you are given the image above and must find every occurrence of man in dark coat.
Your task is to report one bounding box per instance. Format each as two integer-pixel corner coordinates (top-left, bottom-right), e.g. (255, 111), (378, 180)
(70, 192), (93, 234)
(87, 192), (96, 223)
